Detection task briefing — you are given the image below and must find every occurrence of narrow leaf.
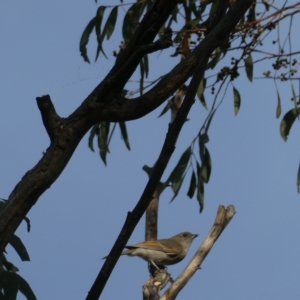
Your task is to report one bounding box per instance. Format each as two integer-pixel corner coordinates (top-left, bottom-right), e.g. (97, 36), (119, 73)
(280, 108), (300, 141)
(158, 100), (171, 118)
(206, 47), (221, 70)
(94, 6), (107, 61)
(200, 146), (212, 183)
(233, 86), (241, 115)
(0, 271), (18, 300)
(276, 90), (281, 118)
(103, 6), (118, 40)
(197, 78), (208, 110)
(119, 122), (130, 150)
(98, 122), (110, 165)
(122, 2), (146, 43)
(79, 17), (96, 63)
(14, 273), (37, 300)
(209, 0), (220, 17)
(297, 161), (300, 193)
(291, 84), (299, 117)
(197, 180), (204, 213)
(168, 147), (191, 183)
(9, 235), (30, 262)
(170, 174), (185, 202)
(166, 6), (178, 28)
(247, 3), (256, 22)
(196, 162), (204, 213)
(244, 54), (253, 82)
(1, 255), (19, 272)
(187, 171), (196, 198)
(88, 124), (99, 152)
(143, 54), (149, 78)
(95, 6), (106, 37)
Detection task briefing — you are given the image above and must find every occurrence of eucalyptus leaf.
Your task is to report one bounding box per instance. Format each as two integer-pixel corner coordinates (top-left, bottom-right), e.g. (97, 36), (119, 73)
(276, 90), (281, 118)
(187, 171), (196, 198)
(233, 86), (241, 115)
(119, 122), (130, 150)
(244, 54), (253, 82)
(167, 147), (191, 183)
(79, 17), (96, 63)
(9, 235), (30, 262)
(280, 108), (300, 141)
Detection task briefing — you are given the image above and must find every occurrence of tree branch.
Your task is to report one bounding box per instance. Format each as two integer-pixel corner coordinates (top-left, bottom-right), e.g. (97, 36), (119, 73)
(36, 95), (61, 142)
(0, 0), (253, 292)
(86, 39), (210, 300)
(160, 205), (236, 300)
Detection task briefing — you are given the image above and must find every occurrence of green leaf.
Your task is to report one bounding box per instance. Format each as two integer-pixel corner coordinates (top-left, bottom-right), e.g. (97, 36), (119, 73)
(166, 6), (179, 28)
(200, 146), (212, 183)
(95, 6), (106, 37)
(197, 78), (208, 110)
(167, 147), (191, 183)
(103, 6), (118, 40)
(170, 174), (185, 202)
(280, 108), (300, 141)
(191, 2), (200, 19)
(0, 271), (18, 300)
(79, 17), (96, 63)
(197, 180), (204, 213)
(291, 84), (299, 115)
(247, 3), (256, 22)
(196, 163), (204, 213)
(158, 100), (171, 118)
(122, 2), (146, 43)
(98, 122), (110, 165)
(1, 254), (19, 272)
(95, 6), (107, 61)
(14, 273), (37, 300)
(9, 235), (30, 262)
(143, 55), (149, 78)
(233, 86), (241, 115)
(187, 171), (196, 198)
(206, 47), (221, 70)
(276, 90), (281, 118)
(209, 0), (220, 17)
(244, 54), (253, 82)
(297, 161), (300, 193)
(119, 122), (130, 150)
(88, 124), (99, 152)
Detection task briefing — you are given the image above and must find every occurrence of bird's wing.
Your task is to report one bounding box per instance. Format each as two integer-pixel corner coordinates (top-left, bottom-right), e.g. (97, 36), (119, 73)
(126, 240), (181, 254)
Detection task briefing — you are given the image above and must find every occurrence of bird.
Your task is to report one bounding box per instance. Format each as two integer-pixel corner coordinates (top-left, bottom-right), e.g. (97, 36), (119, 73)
(117, 231), (198, 270)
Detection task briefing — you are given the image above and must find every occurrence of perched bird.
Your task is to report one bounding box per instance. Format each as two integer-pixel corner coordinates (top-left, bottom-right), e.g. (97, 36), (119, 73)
(118, 232), (198, 270)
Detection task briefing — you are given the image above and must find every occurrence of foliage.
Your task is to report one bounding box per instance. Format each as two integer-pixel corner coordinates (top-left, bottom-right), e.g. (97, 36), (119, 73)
(0, 199), (36, 300)
(80, 0), (300, 204)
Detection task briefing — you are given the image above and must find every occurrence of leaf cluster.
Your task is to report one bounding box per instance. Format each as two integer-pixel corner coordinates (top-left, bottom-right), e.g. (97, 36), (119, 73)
(0, 200), (36, 300)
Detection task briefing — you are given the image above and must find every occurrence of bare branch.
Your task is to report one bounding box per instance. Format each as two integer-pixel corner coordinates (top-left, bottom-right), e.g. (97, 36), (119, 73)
(36, 95), (61, 142)
(160, 205), (236, 300)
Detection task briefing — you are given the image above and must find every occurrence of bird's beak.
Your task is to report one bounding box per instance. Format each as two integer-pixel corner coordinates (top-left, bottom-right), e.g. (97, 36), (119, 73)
(192, 234), (199, 239)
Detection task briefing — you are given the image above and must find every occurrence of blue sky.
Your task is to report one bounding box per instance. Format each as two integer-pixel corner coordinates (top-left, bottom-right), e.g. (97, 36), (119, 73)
(1, 1), (300, 299)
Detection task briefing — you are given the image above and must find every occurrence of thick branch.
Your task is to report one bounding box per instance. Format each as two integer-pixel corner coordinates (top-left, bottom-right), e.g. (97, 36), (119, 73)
(160, 205), (236, 300)
(91, 0), (254, 122)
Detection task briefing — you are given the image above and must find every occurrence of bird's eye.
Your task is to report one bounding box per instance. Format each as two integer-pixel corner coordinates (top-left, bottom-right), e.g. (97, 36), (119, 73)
(183, 233), (187, 237)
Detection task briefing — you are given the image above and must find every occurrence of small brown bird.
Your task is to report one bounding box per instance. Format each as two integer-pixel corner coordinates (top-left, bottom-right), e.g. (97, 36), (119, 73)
(119, 232), (198, 270)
